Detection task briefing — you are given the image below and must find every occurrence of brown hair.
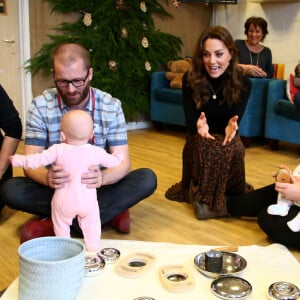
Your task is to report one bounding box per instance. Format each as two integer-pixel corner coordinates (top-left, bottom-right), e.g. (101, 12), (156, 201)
(244, 17), (269, 42)
(295, 63), (300, 77)
(51, 43), (91, 71)
(188, 26), (243, 108)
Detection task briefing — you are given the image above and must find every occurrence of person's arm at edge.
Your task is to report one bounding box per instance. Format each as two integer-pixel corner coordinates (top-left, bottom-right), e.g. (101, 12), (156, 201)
(237, 64), (252, 76)
(0, 136), (20, 179)
(23, 144), (50, 186)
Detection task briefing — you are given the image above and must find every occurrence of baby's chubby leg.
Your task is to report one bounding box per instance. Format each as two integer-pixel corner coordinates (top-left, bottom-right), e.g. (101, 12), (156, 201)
(51, 205), (72, 238)
(78, 201), (101, 253)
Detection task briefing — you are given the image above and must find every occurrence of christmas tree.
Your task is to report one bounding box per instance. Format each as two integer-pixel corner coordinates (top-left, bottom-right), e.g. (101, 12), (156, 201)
(27, 0), (182, 120)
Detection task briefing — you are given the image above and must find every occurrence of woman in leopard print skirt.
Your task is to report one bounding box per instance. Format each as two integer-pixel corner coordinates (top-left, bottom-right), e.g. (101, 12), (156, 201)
(165, 26), (252, 220)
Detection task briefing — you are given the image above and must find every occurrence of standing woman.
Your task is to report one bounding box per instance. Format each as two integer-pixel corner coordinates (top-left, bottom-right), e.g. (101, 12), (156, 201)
(0, 84), (22, 213)
(165, 26), (252, 220)
(235, 16), (273, 78)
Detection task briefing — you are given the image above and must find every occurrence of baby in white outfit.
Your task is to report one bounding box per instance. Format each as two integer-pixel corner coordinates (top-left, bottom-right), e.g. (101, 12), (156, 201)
(268, 165), (300, 232)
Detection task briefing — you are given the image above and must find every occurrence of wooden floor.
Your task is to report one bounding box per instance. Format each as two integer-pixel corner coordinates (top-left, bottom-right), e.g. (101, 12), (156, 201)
(1, 127), (300, 291)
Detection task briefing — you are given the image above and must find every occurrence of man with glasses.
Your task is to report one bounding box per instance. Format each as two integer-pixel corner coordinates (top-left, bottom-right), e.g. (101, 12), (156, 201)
(1, 43), (157, 242)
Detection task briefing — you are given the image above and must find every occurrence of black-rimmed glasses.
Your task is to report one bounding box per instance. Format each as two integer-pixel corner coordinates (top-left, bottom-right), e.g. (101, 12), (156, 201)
(54, 71), (89, 88)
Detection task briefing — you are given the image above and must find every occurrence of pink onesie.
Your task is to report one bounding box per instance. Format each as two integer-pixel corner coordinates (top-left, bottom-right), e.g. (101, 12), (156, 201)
(11, 143), (123, 251)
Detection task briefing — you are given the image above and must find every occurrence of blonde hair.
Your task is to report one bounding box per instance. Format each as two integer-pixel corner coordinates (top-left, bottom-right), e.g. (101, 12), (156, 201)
(61, 110), (93, 145)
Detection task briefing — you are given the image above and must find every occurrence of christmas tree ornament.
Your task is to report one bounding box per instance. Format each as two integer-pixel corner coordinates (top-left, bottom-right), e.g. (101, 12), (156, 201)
(82, 12), (92, 26)
(121, 27), (128, 39)
(140, 2), (147, 13)
(172, 0), (181, 8)
(115, 0), (125, 10)
(108, 60), (117, 71)
(145, 61), (151, 71)
(141, 37), (149, 48)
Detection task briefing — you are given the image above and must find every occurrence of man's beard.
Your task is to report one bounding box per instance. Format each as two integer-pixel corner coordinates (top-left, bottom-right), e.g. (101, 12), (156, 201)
(57, 84), (90, 107)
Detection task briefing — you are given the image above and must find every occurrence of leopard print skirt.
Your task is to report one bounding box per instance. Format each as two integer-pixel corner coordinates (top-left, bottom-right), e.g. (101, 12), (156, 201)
(165, 133), (245, 211)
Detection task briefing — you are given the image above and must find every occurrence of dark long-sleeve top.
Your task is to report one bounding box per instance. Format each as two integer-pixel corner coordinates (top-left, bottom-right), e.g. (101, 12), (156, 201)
(0, 84), (22, 146)
(182, 72), (252, 135)
(235, 39), (274, 79)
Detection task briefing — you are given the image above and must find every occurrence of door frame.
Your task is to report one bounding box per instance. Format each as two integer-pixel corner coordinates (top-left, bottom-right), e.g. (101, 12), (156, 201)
(17, 0), (31, 129)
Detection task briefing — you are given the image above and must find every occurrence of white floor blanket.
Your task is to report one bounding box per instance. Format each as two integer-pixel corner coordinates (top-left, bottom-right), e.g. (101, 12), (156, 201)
(2, 239), (300, 300)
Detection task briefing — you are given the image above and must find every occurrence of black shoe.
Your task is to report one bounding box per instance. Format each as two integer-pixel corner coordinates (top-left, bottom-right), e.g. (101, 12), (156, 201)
(192, 202), (228, 220)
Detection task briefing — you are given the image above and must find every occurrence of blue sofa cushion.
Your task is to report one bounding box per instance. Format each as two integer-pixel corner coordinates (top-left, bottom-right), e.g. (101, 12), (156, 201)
(274, 99), (300, 121)
(155, 88), (183, 105)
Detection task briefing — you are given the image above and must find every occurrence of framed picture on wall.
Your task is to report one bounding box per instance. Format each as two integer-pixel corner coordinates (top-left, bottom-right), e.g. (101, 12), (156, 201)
(0, 0), (6, 15)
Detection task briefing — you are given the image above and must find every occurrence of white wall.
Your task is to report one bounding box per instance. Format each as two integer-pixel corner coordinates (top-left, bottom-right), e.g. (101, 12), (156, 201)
(214, 0), (300, 79)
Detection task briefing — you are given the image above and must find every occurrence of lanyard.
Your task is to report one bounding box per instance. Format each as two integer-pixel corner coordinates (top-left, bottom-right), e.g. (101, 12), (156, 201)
(57, 88), (95, 144)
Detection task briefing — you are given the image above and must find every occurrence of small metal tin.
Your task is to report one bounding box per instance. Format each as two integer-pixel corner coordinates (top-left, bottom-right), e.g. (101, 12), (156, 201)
(98, 247), (120, 264)
(205, 249), (223, 273)
(85, 255), (105, 276)
(268, 281), (300, 300)
(133, 297), (155, 300)
(211, 276), (252, 300)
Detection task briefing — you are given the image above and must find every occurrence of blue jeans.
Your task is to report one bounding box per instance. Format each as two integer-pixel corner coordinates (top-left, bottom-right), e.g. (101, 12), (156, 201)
(0, 168), (157, 233)
(0, 165), (13, 212)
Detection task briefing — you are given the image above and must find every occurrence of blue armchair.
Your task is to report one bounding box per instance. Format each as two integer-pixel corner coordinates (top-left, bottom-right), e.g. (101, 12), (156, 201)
(150, 71), (185, 127)
(239, 78), (273, 147)
(264, 79), (300, 150)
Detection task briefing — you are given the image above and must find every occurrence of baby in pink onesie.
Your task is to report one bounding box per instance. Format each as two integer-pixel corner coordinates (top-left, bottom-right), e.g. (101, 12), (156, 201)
(10, 110), (123, 252)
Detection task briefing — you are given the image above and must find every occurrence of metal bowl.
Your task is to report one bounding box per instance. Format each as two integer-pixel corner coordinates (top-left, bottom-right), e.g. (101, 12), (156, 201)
(211, 276), (252, 300)
(194, 251), (247, 278)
